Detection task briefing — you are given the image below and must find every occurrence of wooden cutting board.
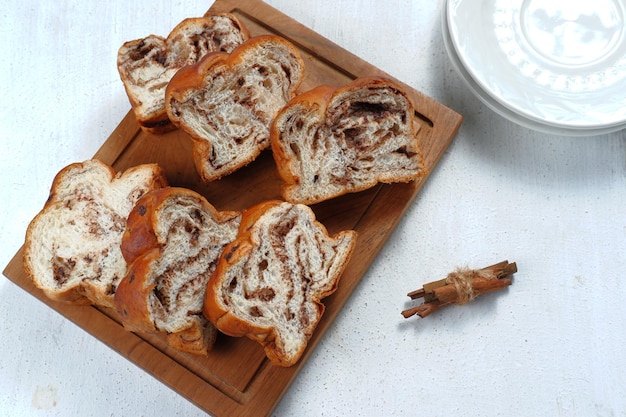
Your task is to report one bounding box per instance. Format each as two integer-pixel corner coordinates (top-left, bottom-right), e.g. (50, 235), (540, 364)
(2, 0), (462, 415)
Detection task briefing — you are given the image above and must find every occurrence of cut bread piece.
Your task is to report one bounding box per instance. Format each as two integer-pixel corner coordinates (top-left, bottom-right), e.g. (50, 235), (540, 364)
(270, 77), (424, 204)
(204, 200), (357, 366)
(165, 35), (305, 182)
(118, 13), (249, 134)
(23, 160), (168, 308)
(114, 187), (241, 355)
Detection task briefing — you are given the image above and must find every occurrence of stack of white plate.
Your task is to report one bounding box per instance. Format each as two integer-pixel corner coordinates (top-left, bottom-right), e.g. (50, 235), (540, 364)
(442, 0), (626, 136)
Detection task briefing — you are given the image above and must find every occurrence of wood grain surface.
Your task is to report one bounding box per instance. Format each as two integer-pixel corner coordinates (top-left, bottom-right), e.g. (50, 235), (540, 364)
(3, 0), (462, 415)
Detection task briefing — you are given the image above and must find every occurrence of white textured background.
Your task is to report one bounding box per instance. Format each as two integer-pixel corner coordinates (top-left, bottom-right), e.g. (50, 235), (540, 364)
(1, 1), (625, 416)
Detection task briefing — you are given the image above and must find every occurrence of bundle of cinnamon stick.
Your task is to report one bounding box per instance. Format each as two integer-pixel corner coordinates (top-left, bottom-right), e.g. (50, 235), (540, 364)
(402, 260), (517, 319)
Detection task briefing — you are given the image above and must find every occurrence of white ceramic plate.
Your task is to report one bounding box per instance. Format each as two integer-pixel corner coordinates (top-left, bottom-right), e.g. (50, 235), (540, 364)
(445, 0), (626, 135)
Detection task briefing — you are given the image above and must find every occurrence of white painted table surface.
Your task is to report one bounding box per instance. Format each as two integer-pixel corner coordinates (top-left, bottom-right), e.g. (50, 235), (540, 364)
(2, 1), (625, 416)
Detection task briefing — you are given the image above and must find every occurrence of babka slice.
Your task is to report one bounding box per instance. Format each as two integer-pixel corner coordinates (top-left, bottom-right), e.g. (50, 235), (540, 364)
(23, 159), (167, 308)
(165, 35), (305, 182)
(114, 187), (241, 355)
(270, 77), (424, 204)
(204, 200), (357, 366)
(118, 13), (249, 133)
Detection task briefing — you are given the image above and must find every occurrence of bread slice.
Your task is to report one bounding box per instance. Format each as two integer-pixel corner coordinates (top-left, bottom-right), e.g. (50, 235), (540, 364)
(118, 13), (249, 134)
(114, 187), (241, 355)
(204, 200), (357, 366)
(23, 160), (168, 308)
(165, 35), (305, 182)
(270, 77), (424, 204)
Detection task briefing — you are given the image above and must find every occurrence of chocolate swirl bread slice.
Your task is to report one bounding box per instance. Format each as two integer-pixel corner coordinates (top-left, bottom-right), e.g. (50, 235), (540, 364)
(270, 77), (424, 204)
(114, 187), (241, 355)
(165, 35), (305, 182)
(118, 13), (249, 134)
(23, 160), (168, 308)
(204, 201), (357, 366)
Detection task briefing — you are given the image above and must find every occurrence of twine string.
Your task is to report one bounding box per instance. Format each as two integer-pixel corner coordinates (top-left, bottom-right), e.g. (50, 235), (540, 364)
(444, 267), (496, 305)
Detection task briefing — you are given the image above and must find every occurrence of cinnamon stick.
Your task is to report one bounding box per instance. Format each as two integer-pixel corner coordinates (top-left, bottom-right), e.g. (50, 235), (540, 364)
(433, 276), (512, 304)
(402, 260), (517, 319)
(401, 300), (451, 319)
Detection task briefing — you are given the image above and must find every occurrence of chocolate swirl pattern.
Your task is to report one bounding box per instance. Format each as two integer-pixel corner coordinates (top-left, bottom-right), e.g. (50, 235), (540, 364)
(117, 13), (250, 133)
(115, 187), (241, 355)
(271, 77), (423, 205)
(23, 160), (167, 308)
(204, 201), (357, 366)
(165, 35), (305, 182)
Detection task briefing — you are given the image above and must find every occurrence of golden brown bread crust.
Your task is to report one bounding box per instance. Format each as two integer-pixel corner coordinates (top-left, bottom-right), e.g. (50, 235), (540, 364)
(114, 248), (161, 333)
(114, 188), (175, 332)
(165, 317), (217, 356)
(119, 187), (164, 265)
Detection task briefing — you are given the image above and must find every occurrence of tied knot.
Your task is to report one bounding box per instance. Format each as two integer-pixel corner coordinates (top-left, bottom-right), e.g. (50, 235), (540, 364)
(444, 267), (496, 305)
